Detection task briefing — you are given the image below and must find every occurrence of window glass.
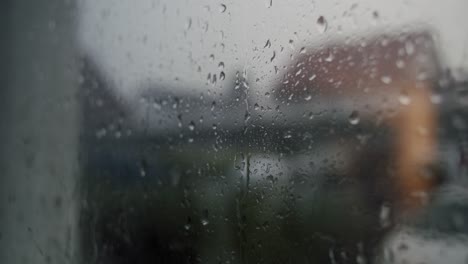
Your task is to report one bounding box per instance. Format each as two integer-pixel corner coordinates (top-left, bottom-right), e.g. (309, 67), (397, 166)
(2, 1), (468, 263)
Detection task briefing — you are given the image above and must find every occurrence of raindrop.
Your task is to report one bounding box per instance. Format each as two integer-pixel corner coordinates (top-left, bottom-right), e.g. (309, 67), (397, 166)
(430, 93), (442, 104)
(220, 71), (226, 80)
(114, 130), (122, 139)
(316, 16), (327, 34)
(201, 210), (210, 226)
(399, 91), (411, 105)
(305, 95), (312, 101)
(219, 4), (227, 13)
(270, 51), (276, 62)
(325, 50), (334, 62)
(372, 11), (379, 24)
(417, 71), (428, 81)
(395, 59), (405, 68)
(209, 54), (215, 61)
(309, 74), (317, 81)
(267, 0), (273, 8)
(266, 175), (276, 184)
(177, 114), (183, 128)
(95, 128), (107, 138)
(211, 101), (216, 111)
(188, 121), (196, 131)
(356, 255), (366, 264)
(152, 101), (162, 110)
(185, 217), (192, 230)
(373, 11), (379, 19)
(218, 61), (225, 70)
(397, 243), (409, 251)
(380, 75), (392, 84)
(211, 74), (217, 85)
(139, 160), (148, 177)
(264, 39), (271, 48)
(405, 41), (415, 55)
(379, 204), (391, 228)
(244, 111), (251, 123)
(185, 18), (192, 30)
(348, 111), (360, 125)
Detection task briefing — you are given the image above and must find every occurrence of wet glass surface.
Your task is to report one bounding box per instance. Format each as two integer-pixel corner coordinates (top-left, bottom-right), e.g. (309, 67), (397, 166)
(2, 1), (468, 263)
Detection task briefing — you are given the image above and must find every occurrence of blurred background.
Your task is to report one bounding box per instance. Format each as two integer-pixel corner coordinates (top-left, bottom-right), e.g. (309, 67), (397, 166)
(2, 0), (468, 263)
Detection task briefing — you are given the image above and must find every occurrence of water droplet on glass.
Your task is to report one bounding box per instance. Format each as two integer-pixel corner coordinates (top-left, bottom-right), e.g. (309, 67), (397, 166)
(325, 50), (334, 62)
(305, 95), (312, 101)
(218, 61), (225, 70)
(270, 51), (276, 62)
(399, 91), (411, 105)
(177, 114), (183, 128)
(114, 130), (122, 139)
(184, 217), (192, 230)
(380, 75), (392, 84)
(95, 128), (107, 139)
(372, 11), (379, 24)
(139, 160), (147, 177)
(211, 74), (217, 85)
(219, 4), (227, 13)
(356, 255), (366, 264)
(152, 101), (162, 110)
(417, 71), (428, 81)
(188, 121), (196, 131)
(219, 71), (225, 80)
(373, 11), (379, 19)
(348, 111), (360, 125)
(185, 18), (192, 30)
(396, 59), (405, 68)
(405, 41), (415, 55)
(379, 204), (391, 228)
(244, 111), (251, 123)
(201, 209), (210, 226)
(430, 93), (442, 104)
(398, 243), (409, 251)
(211, 101), (216, 111)
(316, 16), (327, 34)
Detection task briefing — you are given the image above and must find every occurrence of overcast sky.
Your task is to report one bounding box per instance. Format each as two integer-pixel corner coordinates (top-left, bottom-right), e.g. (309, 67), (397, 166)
(78, 0), (468, 101)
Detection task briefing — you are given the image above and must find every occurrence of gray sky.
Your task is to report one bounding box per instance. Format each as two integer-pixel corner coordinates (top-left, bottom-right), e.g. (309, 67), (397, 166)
(78, 0), (468, 101)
